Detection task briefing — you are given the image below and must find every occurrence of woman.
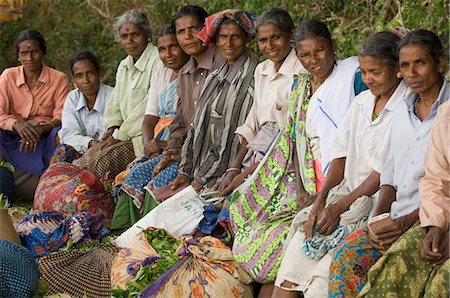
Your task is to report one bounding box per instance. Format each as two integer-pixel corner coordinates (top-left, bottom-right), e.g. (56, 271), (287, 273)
(358, 102), (450, 298)
(274, 31), (407, 298)
(111, 24), (189, 227)
(329, 30), (449, 298)
(75, 9), (162, 181)
(0, 29), (70, 200)
(110, 5), (224, 229)
(149, 5), (225, 181)
(141, 25), (189, 154)
(169, 9), (257, 193)
(228, 19), (365, 296)
(215, 8), (304, 197)
(34, 54), (115, 222)
(51, 51), (114, 164)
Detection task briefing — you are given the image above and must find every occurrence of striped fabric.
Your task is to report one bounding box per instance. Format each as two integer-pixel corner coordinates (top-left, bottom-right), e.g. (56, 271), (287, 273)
(178, 53), (257, 187)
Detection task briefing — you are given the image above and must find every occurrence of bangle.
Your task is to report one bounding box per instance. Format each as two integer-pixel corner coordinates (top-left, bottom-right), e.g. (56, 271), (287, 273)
(226, 167), (241, 173)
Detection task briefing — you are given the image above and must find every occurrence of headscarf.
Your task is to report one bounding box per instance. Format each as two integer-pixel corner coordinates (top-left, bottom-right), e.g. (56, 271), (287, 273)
(197, 9), (257, 47)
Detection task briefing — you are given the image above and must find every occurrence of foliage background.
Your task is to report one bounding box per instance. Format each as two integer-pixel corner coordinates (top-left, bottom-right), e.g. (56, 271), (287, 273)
(0, 0), (448, 85)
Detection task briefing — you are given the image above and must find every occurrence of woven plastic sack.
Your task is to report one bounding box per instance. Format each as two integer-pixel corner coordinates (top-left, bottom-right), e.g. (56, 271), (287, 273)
(115, 186), (204, 248)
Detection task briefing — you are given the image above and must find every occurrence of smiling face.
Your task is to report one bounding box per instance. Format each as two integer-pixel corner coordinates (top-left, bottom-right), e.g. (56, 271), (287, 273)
(359, 56), (399, 98)
(216, 21), (247, 65)
(157, 34), (189, 71)
(175, 15), (206, 57)
(296, 36), (335, 81)
(257, 23), (292, 71)
(399, 44), (443, 95)
(18, 39), (44, 73)
(119, 22), (149, 61)
(72, 59), (100, 99)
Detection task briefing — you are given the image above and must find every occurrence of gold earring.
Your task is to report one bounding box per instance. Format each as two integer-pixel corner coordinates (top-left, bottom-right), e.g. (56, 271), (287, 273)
(396, 72), (402, 79)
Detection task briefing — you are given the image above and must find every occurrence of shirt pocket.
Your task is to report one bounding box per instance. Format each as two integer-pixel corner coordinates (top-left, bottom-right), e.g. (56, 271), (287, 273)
(38, 96), (55, 116)
(210, 110), (223, 143)
(273, 102), (288, 129)
(129, 88), (148, 106)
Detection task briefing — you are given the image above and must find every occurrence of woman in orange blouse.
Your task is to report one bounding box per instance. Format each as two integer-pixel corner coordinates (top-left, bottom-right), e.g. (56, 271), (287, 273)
(0, 29), (70, 193)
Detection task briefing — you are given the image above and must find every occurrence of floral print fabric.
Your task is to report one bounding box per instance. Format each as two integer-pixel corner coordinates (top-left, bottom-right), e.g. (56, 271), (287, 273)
(34, 162), (115, 225)
(358, 223), (449, 298)
(329, 227), (382, 297)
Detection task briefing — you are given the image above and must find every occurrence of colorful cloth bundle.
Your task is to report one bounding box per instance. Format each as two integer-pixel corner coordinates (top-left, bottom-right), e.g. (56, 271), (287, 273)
(34, 162), (115, 226)
(17, 210), (110, 257)
(112, 228), (253, 298)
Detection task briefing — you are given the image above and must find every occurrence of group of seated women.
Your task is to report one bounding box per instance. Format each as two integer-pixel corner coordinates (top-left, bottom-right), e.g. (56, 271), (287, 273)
(0, 4), (448, 298)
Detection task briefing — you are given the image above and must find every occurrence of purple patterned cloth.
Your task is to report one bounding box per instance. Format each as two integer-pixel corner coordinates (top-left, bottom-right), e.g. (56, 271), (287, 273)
(241, 121), (279, 168)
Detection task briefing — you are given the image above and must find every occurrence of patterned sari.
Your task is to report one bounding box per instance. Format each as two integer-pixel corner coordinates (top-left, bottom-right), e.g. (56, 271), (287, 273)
(229, 74), (315, 283)
(358, 223), (449, 298)
(152, 78), (178, 141)
(111, 79), (180, 230)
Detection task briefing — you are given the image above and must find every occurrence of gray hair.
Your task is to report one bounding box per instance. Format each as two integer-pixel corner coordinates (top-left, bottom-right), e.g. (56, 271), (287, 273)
(255, 7), (294, 35)
(114, 10), (151, 40)
(293, 19), (333, 50)
(359, 31), (401, 68)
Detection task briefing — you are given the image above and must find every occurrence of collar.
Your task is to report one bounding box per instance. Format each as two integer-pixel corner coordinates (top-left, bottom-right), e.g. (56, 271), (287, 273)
(75, 84), (107, 112)
(358, 80), (408, 113)
(405, 79), (449, 114)
(16, 64), (50, 87)
(259, 48), (299, 80)
(180, 46), (217, 75)
(123, 43), (156, 72)
(216, 52), (250, 83)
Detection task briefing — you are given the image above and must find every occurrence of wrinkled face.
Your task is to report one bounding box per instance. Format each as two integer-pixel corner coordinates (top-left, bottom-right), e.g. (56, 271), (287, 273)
(119, 22), (149, 61)
(175, 15), (206, 56)
(359, 56), (399, 98)
(18, 39), (44, 72)
(296, 36), (335, 80)
(399, 44), (443, 94)
(257, 23), (292, 70)
(72, 59), (100, 98)
(216, 21), (247, 65)
(157, 34), (189, 71)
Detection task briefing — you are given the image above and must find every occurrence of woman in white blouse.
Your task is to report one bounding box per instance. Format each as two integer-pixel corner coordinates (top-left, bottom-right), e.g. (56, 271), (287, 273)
(52, 51), (113, 163)
(274, 31), (408, 298)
